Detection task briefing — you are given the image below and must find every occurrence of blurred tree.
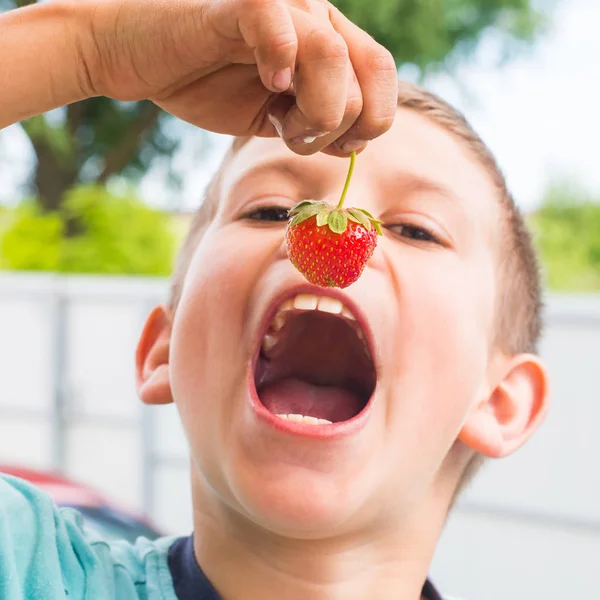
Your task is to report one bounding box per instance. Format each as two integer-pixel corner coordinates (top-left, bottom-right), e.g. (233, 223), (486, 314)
(1, 0), (545, 216)
(1, 0), (182, 217)
(333, 0), (543, 71)
(530, 181), (600, 292)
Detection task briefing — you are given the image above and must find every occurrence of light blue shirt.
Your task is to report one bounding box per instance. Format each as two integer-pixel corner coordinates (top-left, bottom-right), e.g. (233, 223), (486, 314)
(0, 473), (179, 600)
(0, 473), (463, 600)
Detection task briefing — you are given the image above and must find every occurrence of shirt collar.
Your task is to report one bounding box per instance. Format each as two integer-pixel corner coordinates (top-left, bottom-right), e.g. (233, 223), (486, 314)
(168, 535), (444, 600)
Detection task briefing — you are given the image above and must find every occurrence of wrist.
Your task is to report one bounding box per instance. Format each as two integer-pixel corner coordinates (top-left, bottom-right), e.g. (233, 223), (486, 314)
(19, 0), (99, 101)
(57, 0), (102, 99)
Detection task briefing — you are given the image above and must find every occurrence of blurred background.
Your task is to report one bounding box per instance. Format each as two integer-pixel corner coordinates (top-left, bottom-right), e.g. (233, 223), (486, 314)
(0, 0), (599, 597)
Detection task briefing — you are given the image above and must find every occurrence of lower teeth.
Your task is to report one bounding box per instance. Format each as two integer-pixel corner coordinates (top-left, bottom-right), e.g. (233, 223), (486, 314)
(275, 413), (332, 425)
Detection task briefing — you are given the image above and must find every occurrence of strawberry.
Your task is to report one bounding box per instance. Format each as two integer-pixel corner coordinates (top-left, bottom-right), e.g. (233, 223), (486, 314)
(285, 152), (382, 288)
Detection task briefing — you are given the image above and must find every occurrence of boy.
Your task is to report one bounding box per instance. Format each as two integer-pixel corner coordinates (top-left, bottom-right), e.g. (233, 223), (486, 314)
(135, 83), (550, 600)
(0, 1), (550, 599)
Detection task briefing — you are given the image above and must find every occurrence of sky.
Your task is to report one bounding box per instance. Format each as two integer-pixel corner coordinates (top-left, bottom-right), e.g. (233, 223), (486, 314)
(1, 0), (599, 214)
(425, 0), (600, 212)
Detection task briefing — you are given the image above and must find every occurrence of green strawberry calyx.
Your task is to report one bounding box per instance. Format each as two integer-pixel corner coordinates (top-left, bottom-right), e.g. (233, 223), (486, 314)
(287, 151), (383, 236)
(288, 201), (383, 235)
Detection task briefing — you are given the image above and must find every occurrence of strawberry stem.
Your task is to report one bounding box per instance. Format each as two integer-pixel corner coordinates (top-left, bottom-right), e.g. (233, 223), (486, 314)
(337, 151), (356, 209)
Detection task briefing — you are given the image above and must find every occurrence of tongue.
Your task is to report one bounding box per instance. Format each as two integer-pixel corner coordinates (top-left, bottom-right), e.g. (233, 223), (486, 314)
(259, 378), (363, 423)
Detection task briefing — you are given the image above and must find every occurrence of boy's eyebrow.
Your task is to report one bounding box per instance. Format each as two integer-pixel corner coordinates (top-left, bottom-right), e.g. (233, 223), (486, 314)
(233, 157), (308, 183)
(224, 157), (314, 205)
(391, 172), (465, 206)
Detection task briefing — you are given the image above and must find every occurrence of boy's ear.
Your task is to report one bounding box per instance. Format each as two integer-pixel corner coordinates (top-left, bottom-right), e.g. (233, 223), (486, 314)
(136, 305), (173, 405)
(458, 354), (550, 458)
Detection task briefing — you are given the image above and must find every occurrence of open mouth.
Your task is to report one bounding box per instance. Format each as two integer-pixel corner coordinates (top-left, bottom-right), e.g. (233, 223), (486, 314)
(253, 292), (377, 428)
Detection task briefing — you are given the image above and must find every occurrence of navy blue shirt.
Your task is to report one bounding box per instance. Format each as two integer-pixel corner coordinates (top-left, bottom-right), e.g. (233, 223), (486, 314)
(168, 535), (443, 600)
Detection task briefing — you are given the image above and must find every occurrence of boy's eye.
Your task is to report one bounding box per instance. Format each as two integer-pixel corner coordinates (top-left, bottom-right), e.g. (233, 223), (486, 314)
(245, 206), (290, 222)
(387, 224), (441, 244)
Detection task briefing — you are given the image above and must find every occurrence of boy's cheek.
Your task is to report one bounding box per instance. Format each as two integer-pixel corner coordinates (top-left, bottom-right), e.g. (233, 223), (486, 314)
(169, 226), (284, 408)
(190, 225), (285, 292)
(382, 264), (491, 405)
(174, 230), (271, 336)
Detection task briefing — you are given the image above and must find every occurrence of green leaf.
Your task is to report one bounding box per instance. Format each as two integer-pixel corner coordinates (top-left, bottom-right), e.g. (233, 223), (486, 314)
(354, 207), (377, 220)
(290, 213), (306, 227)
(289, 203), (323, 226)
(288, 200), (323, 217)
(345, 210), (360, 224)
(327, 209), (348, 234)
(372, 220), (383, 236)
(347, 207), (384, 235)
(316, 210), (330, 227)
(300, 204), (324, 219)
(347, 208), (371, 231)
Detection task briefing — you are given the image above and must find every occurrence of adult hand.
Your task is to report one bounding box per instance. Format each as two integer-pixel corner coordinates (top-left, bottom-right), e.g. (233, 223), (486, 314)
(85, 0), (398, 155)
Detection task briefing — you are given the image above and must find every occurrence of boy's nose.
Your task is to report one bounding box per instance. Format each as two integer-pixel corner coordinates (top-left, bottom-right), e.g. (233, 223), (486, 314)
(330, 184), (388, 275)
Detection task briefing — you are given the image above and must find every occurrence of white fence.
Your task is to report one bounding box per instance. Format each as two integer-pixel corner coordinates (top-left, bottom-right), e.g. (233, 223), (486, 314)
(0, 272), (598, 599)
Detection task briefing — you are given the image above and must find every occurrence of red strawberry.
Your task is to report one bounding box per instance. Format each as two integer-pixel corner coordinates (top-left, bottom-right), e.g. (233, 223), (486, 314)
(285, 152), (382, 288)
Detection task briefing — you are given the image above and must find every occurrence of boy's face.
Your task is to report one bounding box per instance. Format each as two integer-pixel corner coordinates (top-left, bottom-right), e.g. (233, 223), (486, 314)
(168, 108), (502, 536)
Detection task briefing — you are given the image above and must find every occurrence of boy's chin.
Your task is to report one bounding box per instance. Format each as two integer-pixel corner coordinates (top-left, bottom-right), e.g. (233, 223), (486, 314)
(230, 469), (372, 538)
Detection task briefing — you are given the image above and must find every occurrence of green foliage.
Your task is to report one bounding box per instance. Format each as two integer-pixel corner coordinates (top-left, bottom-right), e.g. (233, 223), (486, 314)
(530, 182), (600, 292)
(0, 186), (176, 275)
(0, 202), (63, 271)
(331, 0), (544, 70)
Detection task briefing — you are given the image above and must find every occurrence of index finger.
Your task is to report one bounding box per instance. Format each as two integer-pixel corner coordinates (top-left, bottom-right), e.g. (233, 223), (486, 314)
(237, 0), (298, 92)
(279, 10), (353, 144)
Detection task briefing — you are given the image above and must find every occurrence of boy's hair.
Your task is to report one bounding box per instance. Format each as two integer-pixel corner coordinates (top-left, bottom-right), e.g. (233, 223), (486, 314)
(168, 82), (543, 495)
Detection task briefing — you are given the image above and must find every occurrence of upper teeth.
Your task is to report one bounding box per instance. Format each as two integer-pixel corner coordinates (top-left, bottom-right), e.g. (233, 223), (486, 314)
(276, 414), (332, 425)
(261, 293), (367, 357)
(295, 293), (354, 317)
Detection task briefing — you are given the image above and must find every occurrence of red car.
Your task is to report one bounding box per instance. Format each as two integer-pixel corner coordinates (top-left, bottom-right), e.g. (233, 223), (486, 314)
(0, 464), (162, 543)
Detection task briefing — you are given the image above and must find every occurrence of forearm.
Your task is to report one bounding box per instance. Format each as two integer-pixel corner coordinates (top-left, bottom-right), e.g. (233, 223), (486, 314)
(0, 1), (94, 129)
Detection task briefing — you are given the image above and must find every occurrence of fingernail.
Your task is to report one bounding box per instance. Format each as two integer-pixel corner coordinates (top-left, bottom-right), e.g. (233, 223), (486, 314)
(341, 140), (367, 153)
(289, 135), (318, 145)
(271, 68), (292, 92)
(286, 130), (327, 145)
(267, 113), (284, 138)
